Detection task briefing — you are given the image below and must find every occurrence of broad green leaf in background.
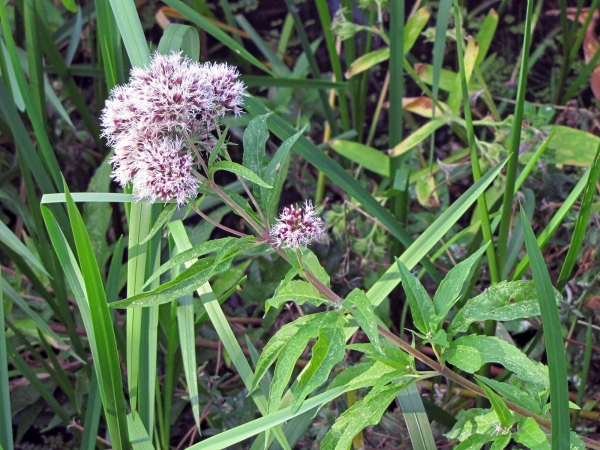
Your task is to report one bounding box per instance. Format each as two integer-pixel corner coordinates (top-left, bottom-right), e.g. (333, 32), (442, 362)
(342, 289), (382, 353)
(267, 281), (327, 309)
(548, 125), (600, 166)
(448, 280), (561, 336)
(321, 379), (414, 450)
(291, 312), (347, 412)
(389, 119), (447, 157)
(396, 259), (434, 335)
(446, 408), (499, 441)
(329, 140), (390, 176)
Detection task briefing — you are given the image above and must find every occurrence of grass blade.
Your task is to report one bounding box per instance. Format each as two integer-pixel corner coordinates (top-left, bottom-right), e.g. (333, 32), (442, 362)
(497, 0), (533, 270)
(107, 0), (150, 68)
(521, 207), (570, 450)
(556, 143), (600, 291)
(571, 320), (593, 430)
(80, 371), (102, 450)
(0, 286), (13, 450)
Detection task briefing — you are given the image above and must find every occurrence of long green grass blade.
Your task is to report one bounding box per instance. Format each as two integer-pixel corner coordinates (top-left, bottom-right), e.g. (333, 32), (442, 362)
(521, 208), (570, 450)
(0, 286), (13, 450)
(95, 0), (125, 89)
(556, 143), (600, 291)
(80, 371), (102, 450)
(497, 0), (533, 270)
(571, 320), (593, 430)
(244, 95), (443, 282)
(158, 24), (200, 61)
(107, 0), (150, 67)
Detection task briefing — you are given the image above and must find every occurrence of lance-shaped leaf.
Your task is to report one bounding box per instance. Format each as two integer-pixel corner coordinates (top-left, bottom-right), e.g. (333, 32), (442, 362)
(475, 375), (543, 416)
(475, 380), (514, 429)
(267, 281), (327, 309)
(291, 313), (347, 412)
(249, 312), (328, 394)
(396, 259), (434, 335)
(346, 343), (411, 371)
(448, 280), (561, 336)
(139, 203), (176, 244)
(268, 313), (334, 414)
(301, 250), (330, 287)
(433, 245), (487, 325)
(210, 161), (272, 188)
(445, 335), (549, 387)
(446, 408), (499, 441)
(327, 360), (399, 394)
(321, 379), (414, 450)
(242, 113), (270, 181)
(342, 289), (382, 353)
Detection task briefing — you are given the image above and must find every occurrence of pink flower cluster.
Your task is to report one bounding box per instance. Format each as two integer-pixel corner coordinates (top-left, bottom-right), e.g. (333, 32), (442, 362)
(101, 52), (245, 205)
(270, 201), (325, 249)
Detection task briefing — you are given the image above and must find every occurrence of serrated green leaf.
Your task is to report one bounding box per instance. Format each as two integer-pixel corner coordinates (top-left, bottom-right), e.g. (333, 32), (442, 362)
(342, 289), (382, 353)
(433, 245), (487, 325)
(475, 380), (514, 429)
(113, 237), (254, 308)
(490, 435), (511, 450)
(139, 203), (176, 245)
(321, 380), (413, 450)
(426, 329), (450, 348)
(267, 280), (327, 309)
(143, 237), (238, 288)
(268, 312), (334, 413)
(346, 343), (411, 370)
(513, 417), (550, 450)
(445, 335), (548, 387)
(301, 250), (330, 287)
(396, 259), (434, 334)
(327, 360), (398, 393)
(474, 375), (543, 416)
(454, 434), (493, 450)
(448, 280), (561, 336)
(242, 113), (270, 182)
(292, 313), (347, 412)
(210, 161), (272, 188)
(260, 125), (306, 215)
(250, 313), (327, 393)
(446, 408), (498, 441)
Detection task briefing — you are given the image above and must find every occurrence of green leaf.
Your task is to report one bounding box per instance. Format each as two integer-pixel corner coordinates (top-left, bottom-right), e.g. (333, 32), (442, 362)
(490, 435), (512, 450)
(292, 313), (347, 412)
(454, 434), (493, 450)
(327, 360), (398, 393)
(396, 259), (434, 335)
(474, 375), (543, 416)
(143, 237), (238, 288)
(107, 0), (150, 68)
(521, 208), (570, 450)
(242, 113), (271, 181)
(250, 313), (328, 393)
(432, 245), (487, 325)
(62, 182), (128, 449)
(446, 408), (498, 441)
(0, 220), (49, 277)
(342, 289), (382, 353)
(345, 343), (411, 371)
(127, 414), (154, 450)
(267, 280), (327, 309)
(445, 335), (549, 386)
(389, 120), (447, 157)
(475, 380), (514, 429)
(261, 126), (306, 215)
(321, 380), (414, 450)
(448, 280), (561, 337)
(139, 203), (176, 245)
(329, 140), (390, 176)
(301, 250), (330, 287)
(210, 161), (272, 188)
(157, 24), (200, 61)
(268, 312), (334, 413)
(60, 0), (78, 12)
(513, 417), (550, 450)
(0, 286), (13, 450)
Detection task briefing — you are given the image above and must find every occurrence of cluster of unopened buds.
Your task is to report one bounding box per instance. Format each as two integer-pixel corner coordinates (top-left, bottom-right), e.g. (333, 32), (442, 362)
(101, 51), (246, 206)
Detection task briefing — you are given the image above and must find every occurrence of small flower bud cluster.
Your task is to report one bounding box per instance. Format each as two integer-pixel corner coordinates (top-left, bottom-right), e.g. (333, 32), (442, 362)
(101, 52), (245, 205)
(270, 201), (325, 249)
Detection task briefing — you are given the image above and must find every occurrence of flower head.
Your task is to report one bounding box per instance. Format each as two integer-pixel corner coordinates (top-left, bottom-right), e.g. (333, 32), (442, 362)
(100, 51), (246, 206)
(270, 201), (325, 249)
